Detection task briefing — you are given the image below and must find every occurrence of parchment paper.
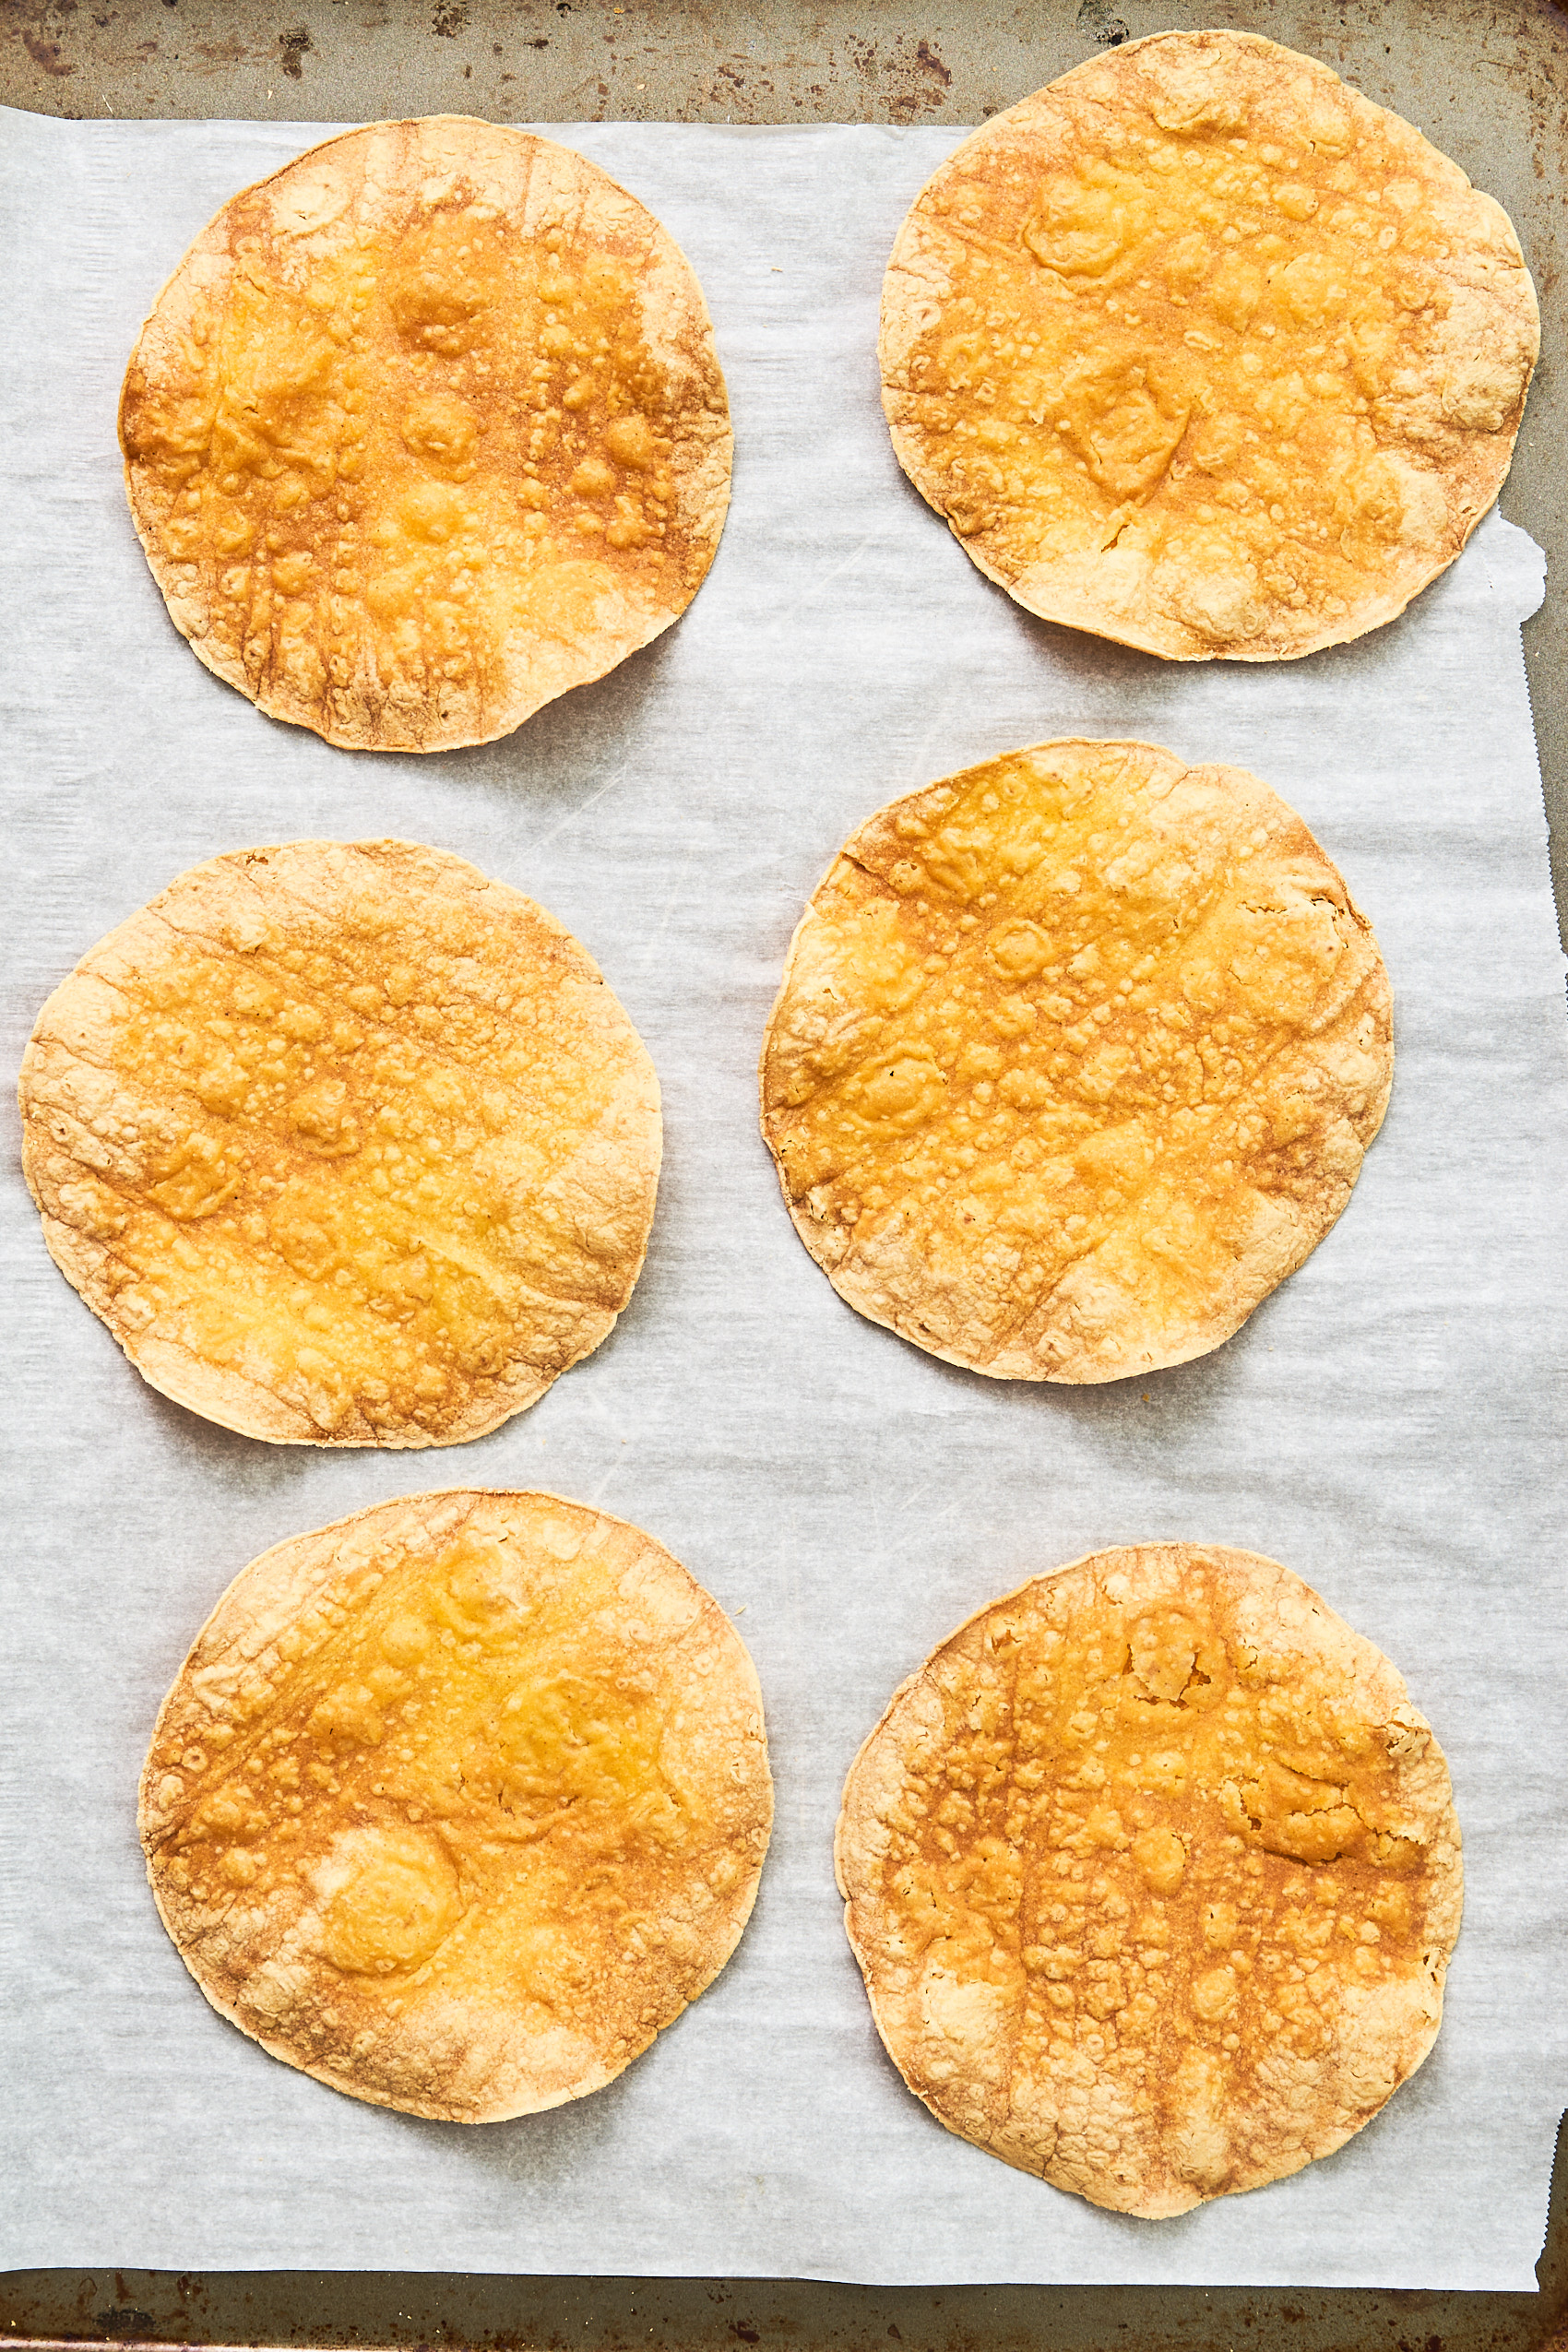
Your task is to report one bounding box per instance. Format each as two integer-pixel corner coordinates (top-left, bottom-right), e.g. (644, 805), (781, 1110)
(2, 109), (1565, 2291)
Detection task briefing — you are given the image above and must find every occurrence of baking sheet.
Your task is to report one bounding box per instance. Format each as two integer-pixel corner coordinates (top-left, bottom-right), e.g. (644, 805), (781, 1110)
(1, 109), (1565, 2291)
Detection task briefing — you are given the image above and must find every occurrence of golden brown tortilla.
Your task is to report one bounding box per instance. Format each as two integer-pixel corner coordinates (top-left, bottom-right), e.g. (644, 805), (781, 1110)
(760, 739), (1391, 1384)
(880, 30), (1538, 659)
(141, 1489), (772, 2120)
(837, 1544), (1461, 2215)
(120, 116), (731, 749)
(19, 839), (660, 1444)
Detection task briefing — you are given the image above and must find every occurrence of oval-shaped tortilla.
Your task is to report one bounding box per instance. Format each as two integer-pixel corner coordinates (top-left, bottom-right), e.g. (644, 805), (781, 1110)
(120, 115), (731, 749)
(19, 838), (660, 1445)
(837, 1544), (1461, 2215)
(880, 30), (1538, 660)
(140, 1489), (772, 2120)
(760, 739), (1392, 1384)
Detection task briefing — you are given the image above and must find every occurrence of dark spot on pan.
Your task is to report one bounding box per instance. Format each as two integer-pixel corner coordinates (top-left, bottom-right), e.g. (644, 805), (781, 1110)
(24, 31), (77, 74)
(277, 24), (312, 78)
(883, 30), (954, 121)
(1076, 0), (1130, 46)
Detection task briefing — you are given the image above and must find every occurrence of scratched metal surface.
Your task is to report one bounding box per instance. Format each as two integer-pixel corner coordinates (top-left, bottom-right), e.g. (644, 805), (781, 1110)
(2, 2), (1565, 2346)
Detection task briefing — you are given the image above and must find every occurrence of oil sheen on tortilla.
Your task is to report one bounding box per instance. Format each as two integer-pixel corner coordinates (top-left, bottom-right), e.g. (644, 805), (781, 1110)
(19, 839), (660, 1445)
(141, 1489), (772, 2120)
(837, 1543), (1461, 2215)
(879, 30), (1538, 659)
(120, 116), (731, 748)
(760, 739), (1392, 1384)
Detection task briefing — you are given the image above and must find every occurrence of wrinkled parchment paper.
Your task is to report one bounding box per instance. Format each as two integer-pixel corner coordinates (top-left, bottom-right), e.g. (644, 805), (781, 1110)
(2, 111), (1565, 2289)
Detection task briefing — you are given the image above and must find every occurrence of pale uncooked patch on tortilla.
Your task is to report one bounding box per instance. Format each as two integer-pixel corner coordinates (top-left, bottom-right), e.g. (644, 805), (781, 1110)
(119, 115), (731, 750)
(19, 839), (660, 1445)
(880, 30), (1538, 660)
(140, 1489), (772, 2121)
(837, 1544), (1461, 2216)
(760, 739), (1391, 1384)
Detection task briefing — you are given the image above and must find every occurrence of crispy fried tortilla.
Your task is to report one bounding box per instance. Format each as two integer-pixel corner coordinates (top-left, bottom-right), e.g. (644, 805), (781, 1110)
(837, 1544), (1461, 2215)
(140, 1490), (772, 2120)
(760, 740), (1391, 1384)
(880, 30), (1538, 659)
(120, 116), (731, 749)
(20, 839), (660, 1444)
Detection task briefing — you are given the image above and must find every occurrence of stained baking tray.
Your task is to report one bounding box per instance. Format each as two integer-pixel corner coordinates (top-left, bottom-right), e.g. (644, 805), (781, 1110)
(3, 1), (1565, 2346)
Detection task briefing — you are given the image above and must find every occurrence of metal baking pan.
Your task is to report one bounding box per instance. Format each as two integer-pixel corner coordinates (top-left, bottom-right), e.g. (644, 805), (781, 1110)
(3, 1), (1564, 2344)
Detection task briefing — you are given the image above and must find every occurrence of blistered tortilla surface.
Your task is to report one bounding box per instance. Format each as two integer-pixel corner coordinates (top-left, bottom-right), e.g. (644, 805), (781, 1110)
(140, 1489), (772, 2121)
(760, 739), (1391, 1384)
(19, 838), (660, 1445)
(837, 1545), (1461, 2215)
(120, 115), (731, 749)
(880, 30), (1538, 659)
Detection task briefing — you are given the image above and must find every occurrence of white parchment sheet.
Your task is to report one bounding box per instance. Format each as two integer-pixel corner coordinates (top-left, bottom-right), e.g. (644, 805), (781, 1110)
(2, 110), (1566, 2291)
